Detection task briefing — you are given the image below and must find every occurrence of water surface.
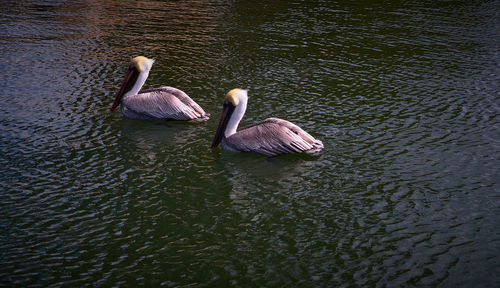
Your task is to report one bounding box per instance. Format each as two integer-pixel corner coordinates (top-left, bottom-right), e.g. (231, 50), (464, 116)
(1, 0), (499, 286)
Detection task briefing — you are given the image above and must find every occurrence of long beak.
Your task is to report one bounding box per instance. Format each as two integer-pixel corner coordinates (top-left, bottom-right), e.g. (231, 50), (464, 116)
(211, 100), (235, 148)
(110, 65), (139, 112)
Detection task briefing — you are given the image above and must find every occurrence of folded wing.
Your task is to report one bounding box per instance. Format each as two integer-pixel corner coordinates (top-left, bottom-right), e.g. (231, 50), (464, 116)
(122, 86), (209, 121)
(224, 118), (323, 156)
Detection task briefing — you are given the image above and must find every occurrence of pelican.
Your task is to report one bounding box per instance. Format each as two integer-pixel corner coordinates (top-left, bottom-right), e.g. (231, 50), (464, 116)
(211, 88), (324, 156)
(110, 56), (209, 121)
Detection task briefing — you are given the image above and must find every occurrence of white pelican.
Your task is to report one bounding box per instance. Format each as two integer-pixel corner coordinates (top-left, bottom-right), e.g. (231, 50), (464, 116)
(211, 88), (324, 156)
(110, 56), (209, 121)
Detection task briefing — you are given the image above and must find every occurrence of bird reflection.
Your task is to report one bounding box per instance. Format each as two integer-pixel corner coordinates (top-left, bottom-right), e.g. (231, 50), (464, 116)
(117, 120), (205, 169)
(218, 153), (319, 215)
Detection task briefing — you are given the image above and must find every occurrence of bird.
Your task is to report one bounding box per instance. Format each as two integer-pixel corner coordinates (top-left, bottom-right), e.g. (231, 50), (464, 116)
(110, 56), (209, 122)
(211, 88), (324, 156)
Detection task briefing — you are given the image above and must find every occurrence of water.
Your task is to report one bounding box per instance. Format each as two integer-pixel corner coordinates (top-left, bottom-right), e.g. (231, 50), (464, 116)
(1, 0), (499, 286)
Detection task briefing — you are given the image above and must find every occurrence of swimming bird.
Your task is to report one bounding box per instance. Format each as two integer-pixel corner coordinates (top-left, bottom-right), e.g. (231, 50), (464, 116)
(110, 56), (209, 121)
(211, 88), (324, 156)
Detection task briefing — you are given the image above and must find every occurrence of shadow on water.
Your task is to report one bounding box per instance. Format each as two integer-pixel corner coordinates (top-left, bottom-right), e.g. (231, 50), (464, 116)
(218, 151), (322, 194)
(118, 119), (205, 148)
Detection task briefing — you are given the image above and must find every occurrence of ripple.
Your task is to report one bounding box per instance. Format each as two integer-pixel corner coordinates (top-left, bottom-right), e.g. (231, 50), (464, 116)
(1, 0), (500, 287)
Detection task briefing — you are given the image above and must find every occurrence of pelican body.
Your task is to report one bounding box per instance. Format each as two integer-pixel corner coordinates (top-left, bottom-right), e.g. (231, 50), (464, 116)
(110, 56), (209, 122)
(211, 89), (324, 156)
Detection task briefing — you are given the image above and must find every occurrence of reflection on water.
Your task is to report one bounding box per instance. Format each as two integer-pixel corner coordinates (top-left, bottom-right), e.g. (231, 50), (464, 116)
(223, 154), (316, 210)
(1, 0), (499, 286)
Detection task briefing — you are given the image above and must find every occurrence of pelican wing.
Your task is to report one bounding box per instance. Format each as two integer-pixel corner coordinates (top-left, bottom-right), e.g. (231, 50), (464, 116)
(122, 86), (209, 121)
(225, 118), (323, 156)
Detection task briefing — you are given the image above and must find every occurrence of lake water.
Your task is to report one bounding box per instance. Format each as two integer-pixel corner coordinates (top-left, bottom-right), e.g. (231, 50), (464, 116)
(1, 0), (499, 286)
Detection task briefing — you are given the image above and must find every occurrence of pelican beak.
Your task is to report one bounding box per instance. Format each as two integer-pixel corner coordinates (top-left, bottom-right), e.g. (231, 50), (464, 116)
(110, 64), (139, 112)
(211, 100), (235, 148)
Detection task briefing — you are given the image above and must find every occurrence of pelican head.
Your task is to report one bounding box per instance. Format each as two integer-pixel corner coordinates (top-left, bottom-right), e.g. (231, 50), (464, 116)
(211, 88), (248, 148)
(131, 56), (155, 73)
(110, 56), (155, 111)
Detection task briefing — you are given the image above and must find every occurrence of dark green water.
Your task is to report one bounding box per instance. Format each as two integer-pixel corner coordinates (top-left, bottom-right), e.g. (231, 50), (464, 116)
(1, 0), (499, 286)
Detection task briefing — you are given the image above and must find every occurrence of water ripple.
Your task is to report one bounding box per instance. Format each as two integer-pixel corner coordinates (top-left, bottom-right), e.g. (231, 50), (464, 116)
(1, 0), (499, 287)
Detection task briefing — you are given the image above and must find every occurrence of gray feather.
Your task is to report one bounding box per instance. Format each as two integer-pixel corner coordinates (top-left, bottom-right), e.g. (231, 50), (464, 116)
(122, 86), (209, 121)
(223, 118), (323, 156)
